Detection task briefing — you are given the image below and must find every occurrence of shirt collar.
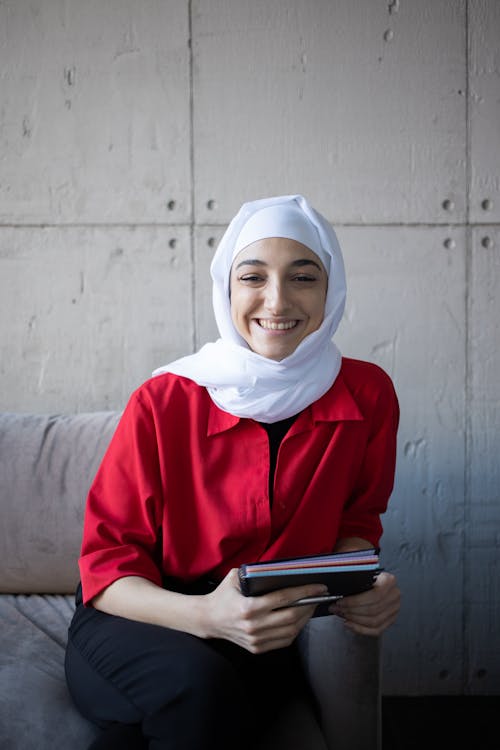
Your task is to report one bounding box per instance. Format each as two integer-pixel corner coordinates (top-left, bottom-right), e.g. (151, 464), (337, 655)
(207, 398), (241, 436)
(207, 370), (363, 437)
(310, 370), (364, 423)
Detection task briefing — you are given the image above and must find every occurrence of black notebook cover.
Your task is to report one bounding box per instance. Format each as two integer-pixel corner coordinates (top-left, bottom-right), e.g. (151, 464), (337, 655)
(238, 548), (381, 598)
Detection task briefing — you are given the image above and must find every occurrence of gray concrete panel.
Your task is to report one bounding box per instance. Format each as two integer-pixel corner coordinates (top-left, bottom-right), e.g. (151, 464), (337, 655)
(334, 226), (466, 694)
(194, 225), (224, 348)
(0, 0), (498, 698)
(192, 0), (466, 225)
(469, 1), (500, 223)
(467, 227), (500, 693)
(0, 226), (193, 412)
(0, 1), (191, 224)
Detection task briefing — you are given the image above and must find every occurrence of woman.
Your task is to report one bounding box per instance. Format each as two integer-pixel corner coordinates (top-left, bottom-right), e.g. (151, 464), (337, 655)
(65, 194), (400, 750)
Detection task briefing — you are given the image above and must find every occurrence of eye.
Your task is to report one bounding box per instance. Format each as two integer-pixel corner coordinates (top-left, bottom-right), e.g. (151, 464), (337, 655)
(239, 274), (264, 283)
(292, 274), (317, 283)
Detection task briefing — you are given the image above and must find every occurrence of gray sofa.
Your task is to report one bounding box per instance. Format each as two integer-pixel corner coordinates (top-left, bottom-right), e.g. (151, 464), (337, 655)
(0, 411), (381, 749)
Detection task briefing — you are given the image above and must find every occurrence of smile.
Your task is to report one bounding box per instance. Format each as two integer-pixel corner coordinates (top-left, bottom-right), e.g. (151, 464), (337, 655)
(257, 319), (298, 331)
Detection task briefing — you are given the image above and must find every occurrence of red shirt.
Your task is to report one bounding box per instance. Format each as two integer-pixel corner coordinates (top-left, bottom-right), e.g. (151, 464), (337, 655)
(79, 357), (399, 605)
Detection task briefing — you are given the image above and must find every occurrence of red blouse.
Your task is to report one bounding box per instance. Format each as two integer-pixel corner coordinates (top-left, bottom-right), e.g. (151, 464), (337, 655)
(79, 357), (399, 605)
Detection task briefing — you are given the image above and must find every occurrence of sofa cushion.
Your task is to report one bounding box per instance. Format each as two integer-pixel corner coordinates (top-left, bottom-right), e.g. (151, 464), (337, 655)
(0, 594), (99, 748)
(0, 593), (327, 750)
(0, 412), (120, 593)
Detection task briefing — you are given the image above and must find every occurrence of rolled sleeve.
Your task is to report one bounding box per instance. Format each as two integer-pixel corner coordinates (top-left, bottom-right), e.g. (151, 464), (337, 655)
(338, 375), (400, 547)
(79, 391), (163, 605)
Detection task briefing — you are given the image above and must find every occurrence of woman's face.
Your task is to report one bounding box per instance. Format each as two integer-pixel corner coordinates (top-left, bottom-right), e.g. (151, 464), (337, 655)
(229, 237), (328, 361)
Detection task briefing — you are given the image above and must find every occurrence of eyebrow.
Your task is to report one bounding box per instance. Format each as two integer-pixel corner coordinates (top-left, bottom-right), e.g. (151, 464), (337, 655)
(235, 258), (322, 271)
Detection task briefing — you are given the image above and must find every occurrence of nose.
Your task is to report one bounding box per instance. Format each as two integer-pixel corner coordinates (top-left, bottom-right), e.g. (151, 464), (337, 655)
(264, 279), (289, 315)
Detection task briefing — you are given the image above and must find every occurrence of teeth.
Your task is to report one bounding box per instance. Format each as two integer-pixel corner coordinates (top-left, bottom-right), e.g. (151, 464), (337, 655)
(258, 319), (297, 330)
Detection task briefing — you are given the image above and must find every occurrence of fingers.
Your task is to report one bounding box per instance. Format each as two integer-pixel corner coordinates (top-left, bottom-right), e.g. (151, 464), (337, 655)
(237, 580), (327, 623)
(225, 569), (326, 609)
(218, 569), (401, 641)
(329, 572), (401, 637)
(206, 569), (322, 653)
(239, 587), (320, 631)
(236, 601), (317, 653)
(333, 572), (399, 612)
(265, 582), (329, 611)
(333, 599), (400, 636)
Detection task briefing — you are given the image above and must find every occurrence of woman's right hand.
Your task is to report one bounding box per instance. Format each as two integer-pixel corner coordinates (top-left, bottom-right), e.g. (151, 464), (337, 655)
(202, 568), (328, 654)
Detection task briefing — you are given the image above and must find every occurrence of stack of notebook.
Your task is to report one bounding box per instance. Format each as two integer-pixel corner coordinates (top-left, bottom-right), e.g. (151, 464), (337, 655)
(238, 548), (381, 605)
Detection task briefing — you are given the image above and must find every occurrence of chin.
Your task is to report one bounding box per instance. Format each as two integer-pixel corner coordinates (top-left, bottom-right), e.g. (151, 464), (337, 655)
(258, 347), (293, 361)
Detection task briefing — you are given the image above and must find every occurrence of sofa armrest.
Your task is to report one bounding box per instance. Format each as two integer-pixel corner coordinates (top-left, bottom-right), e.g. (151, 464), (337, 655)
(297, 615), (381, 750)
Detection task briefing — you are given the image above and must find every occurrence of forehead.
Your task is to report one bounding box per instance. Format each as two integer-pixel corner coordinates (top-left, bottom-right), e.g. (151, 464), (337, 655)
(233, 237), (324, 269)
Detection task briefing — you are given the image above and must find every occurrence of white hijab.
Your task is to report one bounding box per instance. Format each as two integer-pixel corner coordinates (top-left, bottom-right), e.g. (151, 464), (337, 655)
(153, 194), (346, 423)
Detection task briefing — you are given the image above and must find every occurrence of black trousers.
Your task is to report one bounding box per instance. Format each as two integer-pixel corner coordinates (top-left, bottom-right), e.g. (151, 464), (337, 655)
(65, 585), (312, 750)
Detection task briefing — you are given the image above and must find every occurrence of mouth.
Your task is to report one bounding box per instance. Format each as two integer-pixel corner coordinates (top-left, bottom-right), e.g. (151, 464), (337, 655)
(256, 319), (299, 331)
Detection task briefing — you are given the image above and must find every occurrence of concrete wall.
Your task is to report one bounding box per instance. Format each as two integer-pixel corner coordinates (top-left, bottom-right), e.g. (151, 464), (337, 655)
(1, 0), (499, 695)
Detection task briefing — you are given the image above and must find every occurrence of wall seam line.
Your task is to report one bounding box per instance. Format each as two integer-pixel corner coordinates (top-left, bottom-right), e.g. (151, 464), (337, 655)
(1, 222), (498, 230)
(463, 0), (472, 695)
(188, 0), (196, 354)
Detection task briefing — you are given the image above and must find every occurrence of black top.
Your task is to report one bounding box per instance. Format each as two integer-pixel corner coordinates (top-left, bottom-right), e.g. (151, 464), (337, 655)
(259, 414), (298, 504)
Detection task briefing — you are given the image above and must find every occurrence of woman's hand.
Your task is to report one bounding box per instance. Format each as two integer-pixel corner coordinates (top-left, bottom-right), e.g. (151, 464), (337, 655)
(329, 571), (400, 636)
(203, 569), (327, 654)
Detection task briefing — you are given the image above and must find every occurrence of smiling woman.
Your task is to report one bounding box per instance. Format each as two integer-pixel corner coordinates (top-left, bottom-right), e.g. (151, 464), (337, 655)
(152, 195), (348, 423)
(64, 194), (401, 750)
(230, 237), (328, 361)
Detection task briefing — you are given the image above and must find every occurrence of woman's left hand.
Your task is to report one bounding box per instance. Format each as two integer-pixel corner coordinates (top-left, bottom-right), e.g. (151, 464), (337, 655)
(328, 571), (400, 636)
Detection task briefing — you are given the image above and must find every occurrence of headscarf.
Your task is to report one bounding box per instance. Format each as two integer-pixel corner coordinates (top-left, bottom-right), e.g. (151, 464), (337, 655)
(153, 194), (346, 423)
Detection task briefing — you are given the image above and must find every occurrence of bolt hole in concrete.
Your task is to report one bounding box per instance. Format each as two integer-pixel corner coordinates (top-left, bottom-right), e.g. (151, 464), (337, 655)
(167, 200), (176, 210)
(169, 239), (177, 249)
(481, 236), (493, 249)
(442, 199), (454, 212)
(443, 238), (456, 249)
(206, 199), (216, 210)
(207, 237), (216, 247)
(481, 199), (492, 211)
